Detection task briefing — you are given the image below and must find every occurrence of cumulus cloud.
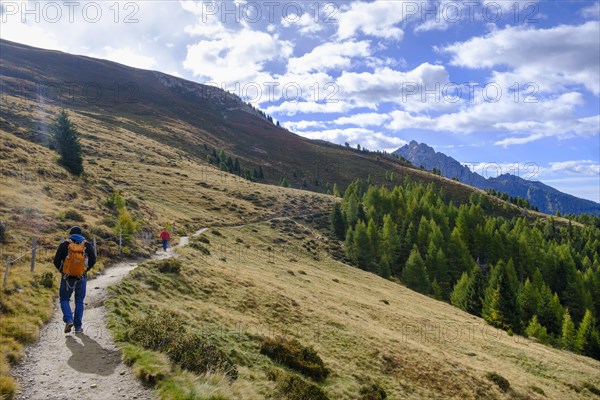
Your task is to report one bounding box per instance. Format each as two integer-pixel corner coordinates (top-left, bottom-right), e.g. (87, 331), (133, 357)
(443, 21), (600, 94)
(548, 160), (600, 176)
(387, 91), (599, 147)
(336, 0), (409, 40)
(89, 46), (157, 70)
(297, 127), (407, 152)
(281, 11), (325, 35)
(334, 113), (391, 127)
(580, 2), (600, 19)
(336, 63), (456, 111)
(287, 40), (371, 74)
(183, 29), (293, 83)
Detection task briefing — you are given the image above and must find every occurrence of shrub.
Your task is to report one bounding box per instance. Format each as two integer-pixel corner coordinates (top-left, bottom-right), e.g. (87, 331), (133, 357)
(125, 313), (186, 351)
(190, 241), (211, 255)
(104, 192), (126, 211)
(196, 236), (210, 244)
(125, 312), (237, 381)
(211, 229), (223, 237)
(276, 373), (329, 400)
(485, 372), (510, 392)
(260, 337), (329, 382)
(584, 382), (600, 396)
(168, 331), (238, 381)
(150, 259), (182, 274)
(122, 344), (171, 385)
(359, 383), (387, 400)
(115, 209), (137, 241)
(0, 376), (16, 399)
(0, 221), (7, 244)
(38, 272), (54, 289)
(59, 210), (85, 222)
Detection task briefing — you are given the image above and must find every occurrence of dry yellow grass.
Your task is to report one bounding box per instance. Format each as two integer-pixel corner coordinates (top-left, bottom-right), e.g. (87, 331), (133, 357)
(1, 94), (598, 400)
(109, 220), (600, 399)
(0, 95), (333, 398)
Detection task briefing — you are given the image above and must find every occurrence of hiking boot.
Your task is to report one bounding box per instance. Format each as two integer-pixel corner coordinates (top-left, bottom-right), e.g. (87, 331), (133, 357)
(64, 322), (74, 333)
(74, 328), (84, 334)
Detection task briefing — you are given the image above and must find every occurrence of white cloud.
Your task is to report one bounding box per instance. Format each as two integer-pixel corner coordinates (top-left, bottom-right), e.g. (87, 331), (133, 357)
(548, 160), (600, 176)
(580, 2), (600, 19)
(387, 91), (599, 147)
(287, 40), (371, 74)
(336, 0), (408, 40)
(281, 12), (324, 35)
(265, 101), (356, 116)
(336, 63), (456, 111)
(89, 46), (157, 70)
(183, 30), (293, 83)
(334, 113), (391, 127)
(284, 120), (327, 131)
(297, 128), (407, 152)
(443, 21), (600, 94)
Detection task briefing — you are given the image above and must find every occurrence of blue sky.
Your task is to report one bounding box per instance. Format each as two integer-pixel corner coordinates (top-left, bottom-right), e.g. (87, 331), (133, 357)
(2, 0), (599, 201)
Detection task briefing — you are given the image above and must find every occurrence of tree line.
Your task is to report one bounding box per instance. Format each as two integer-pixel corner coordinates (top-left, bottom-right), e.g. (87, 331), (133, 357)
(330, 179), (600, 359)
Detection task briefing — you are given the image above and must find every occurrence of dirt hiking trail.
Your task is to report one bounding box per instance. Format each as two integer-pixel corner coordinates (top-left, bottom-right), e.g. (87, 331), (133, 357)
(13, 230), (205, 400)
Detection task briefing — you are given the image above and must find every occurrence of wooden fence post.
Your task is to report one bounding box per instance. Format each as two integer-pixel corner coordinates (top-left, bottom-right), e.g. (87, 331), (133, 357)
(3, 256), (10, 290)
(30, 237), (37, 272)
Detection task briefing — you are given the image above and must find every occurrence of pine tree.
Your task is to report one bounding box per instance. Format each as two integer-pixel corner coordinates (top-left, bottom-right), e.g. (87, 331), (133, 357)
(381, 214), (401, 275)
(525, 315), (549, 344)
(518, 278), (539, 324)
(366, 219), (379, 272)
(330, 203), (346, 240)
(432, 279), (443, 300)
(446, 227), (473, 284)
(49, 110), (84, 175)
(561, 309), (576, 351)
(352, 221), (373, 270)
(482, 260), (520, 331)
(574, 309), (598, 356)
(450, 272), (470, 311)
(333, 183), (341, 198)
(402, 246), (430, 294)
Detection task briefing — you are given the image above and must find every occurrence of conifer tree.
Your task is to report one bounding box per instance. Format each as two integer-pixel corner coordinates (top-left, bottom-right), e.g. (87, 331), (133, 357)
(482, 260), (520, 331)
(352, 221), (373, 270)
(402, 246), (430, 294)
(333, 183), (341, 197)
(50, 110), (84, 175)
(561, 309), (576, 351)
(381, 214), (401, 275)
(525, 315), (549, 344)
(574, 309), (598, 356)
(330, 203), (346, 240)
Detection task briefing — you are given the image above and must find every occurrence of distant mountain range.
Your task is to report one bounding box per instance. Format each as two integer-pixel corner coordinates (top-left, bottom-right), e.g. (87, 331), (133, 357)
(394, 141), (600, 216)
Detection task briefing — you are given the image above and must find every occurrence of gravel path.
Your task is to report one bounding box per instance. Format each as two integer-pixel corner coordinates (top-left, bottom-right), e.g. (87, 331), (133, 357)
(13, 231), (205, 400)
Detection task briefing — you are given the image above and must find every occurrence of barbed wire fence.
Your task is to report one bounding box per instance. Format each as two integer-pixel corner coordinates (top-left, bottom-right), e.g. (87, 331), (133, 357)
(1, 229), (137, 290)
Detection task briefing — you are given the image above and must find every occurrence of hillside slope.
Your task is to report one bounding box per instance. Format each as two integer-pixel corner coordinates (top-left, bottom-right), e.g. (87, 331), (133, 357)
(1, 39), (598, 400)
(106, 221), (600, 399)
(1, 39), (492, 206)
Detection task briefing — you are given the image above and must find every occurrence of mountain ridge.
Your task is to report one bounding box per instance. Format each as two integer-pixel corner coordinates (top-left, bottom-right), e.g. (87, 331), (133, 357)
(395, 140), (600, 215)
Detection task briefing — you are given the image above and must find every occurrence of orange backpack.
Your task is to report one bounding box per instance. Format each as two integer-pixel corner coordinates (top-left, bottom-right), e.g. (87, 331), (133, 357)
(62, 240), (87, 277)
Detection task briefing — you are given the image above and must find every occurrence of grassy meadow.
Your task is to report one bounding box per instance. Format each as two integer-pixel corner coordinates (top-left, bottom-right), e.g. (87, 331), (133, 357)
(107, 220), (600, 399)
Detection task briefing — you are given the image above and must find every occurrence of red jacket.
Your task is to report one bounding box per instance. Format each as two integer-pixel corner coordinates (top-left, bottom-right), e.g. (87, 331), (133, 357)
(160, 230), (171, 240)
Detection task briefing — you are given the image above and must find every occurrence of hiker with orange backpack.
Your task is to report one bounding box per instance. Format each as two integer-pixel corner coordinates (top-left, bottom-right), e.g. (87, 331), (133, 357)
(53, 226), (96, 334)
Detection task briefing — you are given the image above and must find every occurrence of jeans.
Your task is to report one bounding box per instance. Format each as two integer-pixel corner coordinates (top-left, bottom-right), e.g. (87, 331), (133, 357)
(162, 240), (169, 251)
(59, 275), (87, 330)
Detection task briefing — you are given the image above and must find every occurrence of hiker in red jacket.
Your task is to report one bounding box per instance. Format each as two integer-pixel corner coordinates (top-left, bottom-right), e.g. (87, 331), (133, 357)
(159, 228), (171, 252)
